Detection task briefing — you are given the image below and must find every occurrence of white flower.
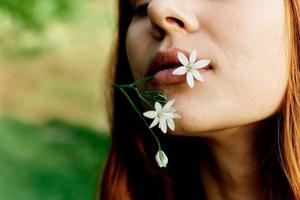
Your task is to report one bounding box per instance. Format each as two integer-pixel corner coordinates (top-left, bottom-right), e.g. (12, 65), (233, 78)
(155, 150), (168, 168)
(172, 50), (211, 88)
(143, 99), (181, 134)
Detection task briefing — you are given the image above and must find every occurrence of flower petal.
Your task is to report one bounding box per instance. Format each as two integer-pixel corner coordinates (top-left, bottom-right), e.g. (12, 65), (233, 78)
(155, 102), (162, 112)
(163, 99), (175, 111)
(192, 70), (204, 82)
(143, 111), (157, 119)
(189, 50), (197, 63)
(173, 113), (181, 118)
(177, 52), (189, 66)
(169, 107), (176, 113)
(186, 72), (194, 88)
(172, 66), (187, 75)
(166, 118), (175, 131)
(163, 112), (173, 119)
(149, 117), (159, 128)
(194, 59), (211, 69)
(159, 119), (167, 134)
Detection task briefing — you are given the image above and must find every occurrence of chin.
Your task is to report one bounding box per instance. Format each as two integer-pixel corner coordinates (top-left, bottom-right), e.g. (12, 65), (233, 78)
(168, 118), (216, 137)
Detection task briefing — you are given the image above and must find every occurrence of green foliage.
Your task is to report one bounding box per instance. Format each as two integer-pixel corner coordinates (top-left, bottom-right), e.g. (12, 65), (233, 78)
(0, 0), (82, 31)
(138, 90), (168, 106)
(0, 116), (110, 200)
(0, 0), (87, 58)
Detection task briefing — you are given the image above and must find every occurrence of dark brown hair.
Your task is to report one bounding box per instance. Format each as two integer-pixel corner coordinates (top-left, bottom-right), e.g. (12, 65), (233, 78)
(100, 0), (300, 199)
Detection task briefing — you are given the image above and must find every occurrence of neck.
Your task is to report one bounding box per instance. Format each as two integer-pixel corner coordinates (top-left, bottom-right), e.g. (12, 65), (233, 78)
(199, 118), (275, 200)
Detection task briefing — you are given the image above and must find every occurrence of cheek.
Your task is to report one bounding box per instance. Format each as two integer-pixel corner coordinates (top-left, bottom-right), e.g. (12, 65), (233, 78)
(220, 1), (287, 112)
(171, 0), (288, 135)
(213, 0), (287, 111)
(126, 21), (153, 80)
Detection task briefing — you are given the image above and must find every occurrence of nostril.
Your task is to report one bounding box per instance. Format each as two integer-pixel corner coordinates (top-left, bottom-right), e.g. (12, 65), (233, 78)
(166, 17), (184, 28)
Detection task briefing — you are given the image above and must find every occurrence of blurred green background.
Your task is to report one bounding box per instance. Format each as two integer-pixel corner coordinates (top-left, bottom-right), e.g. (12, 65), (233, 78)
(0, 0), (114, 199)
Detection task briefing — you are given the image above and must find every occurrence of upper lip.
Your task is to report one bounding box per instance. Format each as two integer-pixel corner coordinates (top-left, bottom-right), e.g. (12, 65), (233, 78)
(146, 48), (211, 77)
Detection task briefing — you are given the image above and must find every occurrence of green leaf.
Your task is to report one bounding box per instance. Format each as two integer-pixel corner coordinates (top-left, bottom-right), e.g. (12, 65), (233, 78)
(138, 90), (168, 106)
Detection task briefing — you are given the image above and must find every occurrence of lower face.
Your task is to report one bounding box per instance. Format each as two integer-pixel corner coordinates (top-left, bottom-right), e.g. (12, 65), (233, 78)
(125, 0), (289, 137)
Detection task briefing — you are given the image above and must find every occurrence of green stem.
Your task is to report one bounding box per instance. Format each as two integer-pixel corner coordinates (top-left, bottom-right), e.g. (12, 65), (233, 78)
(112, 83), (133, 89)
(119, 87), (161, 150)
(129, 76), (153, 87)
(112, 76), (153, 89)
(134, 88), (154, 109)
(113, 82), (154, 109)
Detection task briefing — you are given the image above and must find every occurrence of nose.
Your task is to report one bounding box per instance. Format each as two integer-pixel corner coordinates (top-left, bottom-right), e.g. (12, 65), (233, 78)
(147, 0), (199, 39)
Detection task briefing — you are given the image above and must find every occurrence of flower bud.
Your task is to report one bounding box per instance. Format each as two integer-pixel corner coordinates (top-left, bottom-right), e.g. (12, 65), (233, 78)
(155, 150), (168, 168)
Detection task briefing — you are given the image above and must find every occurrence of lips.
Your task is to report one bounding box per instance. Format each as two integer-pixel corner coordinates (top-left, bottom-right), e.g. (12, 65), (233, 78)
(147, 48), (213, 85)
(147, 49), (183, 77)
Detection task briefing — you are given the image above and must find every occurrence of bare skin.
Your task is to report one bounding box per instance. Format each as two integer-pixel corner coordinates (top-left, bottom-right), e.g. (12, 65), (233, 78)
(199, 121), (270, 200)
(126, 0), (288, 199)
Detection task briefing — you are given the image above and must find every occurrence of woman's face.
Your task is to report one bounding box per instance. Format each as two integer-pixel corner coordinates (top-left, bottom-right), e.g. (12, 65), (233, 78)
(126, 0), (288, 136)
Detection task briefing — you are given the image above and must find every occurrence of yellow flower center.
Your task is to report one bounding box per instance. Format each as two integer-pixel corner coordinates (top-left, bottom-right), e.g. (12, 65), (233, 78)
(187, 64), (193, 71)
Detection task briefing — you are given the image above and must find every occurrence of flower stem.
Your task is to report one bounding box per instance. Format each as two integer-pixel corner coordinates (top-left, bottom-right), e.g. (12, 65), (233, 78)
(129, 76), (153, 87)
(112, 76), (153, 89)
(134, 88), (154, 109)
(112, 83), (133, 89)
(112, 84), (154, 109)
(119, 87), (161, 150)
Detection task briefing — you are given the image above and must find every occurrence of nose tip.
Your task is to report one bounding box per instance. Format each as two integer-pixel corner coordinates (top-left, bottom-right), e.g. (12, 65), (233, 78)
(147, 1), (199, 37)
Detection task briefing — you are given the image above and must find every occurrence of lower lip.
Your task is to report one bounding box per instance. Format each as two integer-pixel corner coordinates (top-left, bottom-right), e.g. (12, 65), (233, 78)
(152, 67), (212, 85)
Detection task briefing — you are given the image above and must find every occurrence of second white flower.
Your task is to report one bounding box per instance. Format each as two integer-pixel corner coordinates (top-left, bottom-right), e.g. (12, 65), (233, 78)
(143, 99), (181, 134)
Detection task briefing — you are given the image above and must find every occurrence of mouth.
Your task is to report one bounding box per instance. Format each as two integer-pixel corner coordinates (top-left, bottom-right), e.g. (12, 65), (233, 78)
(146, 48), (213, 85)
